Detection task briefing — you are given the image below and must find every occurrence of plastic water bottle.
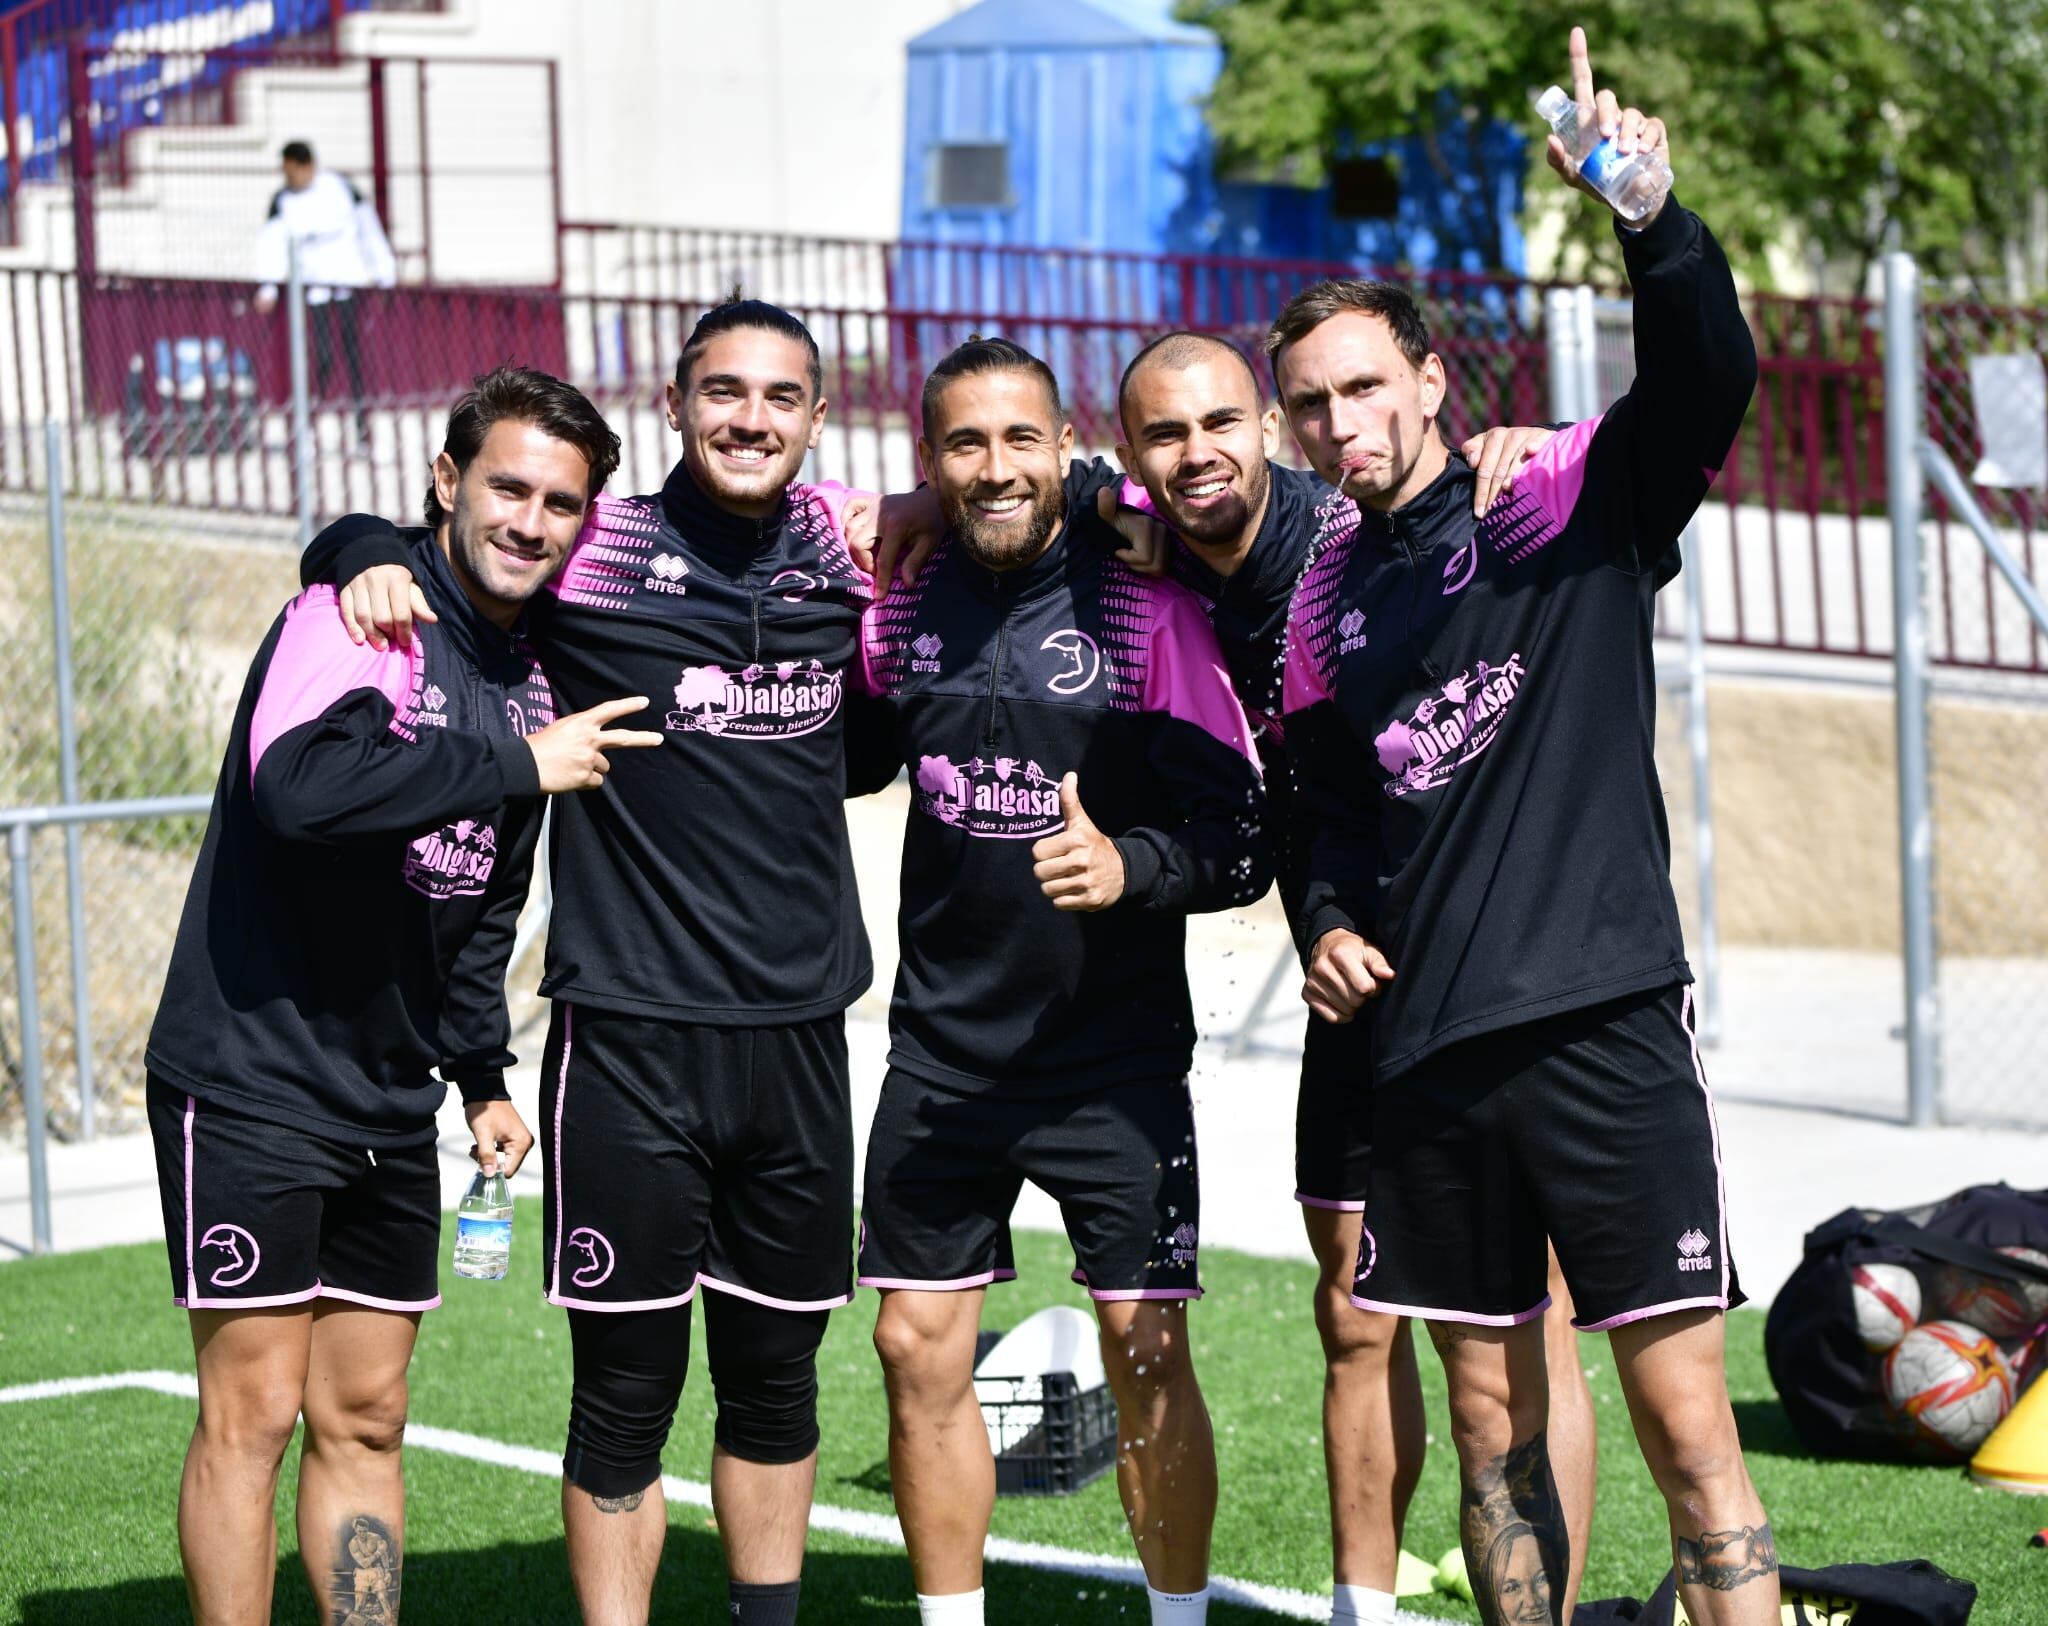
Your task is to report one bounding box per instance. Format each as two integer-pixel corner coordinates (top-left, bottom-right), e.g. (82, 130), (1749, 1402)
(1535, 85), (1674, 223)
(453, 1168), (512, 1280)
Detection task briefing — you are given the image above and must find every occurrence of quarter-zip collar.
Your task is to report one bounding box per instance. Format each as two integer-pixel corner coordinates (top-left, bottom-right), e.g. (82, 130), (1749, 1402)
(411, 531), (527, 672)
(660, 459), (788, 574)
(1356, 450), (1474, 553)
(951, 513), (1079, 605)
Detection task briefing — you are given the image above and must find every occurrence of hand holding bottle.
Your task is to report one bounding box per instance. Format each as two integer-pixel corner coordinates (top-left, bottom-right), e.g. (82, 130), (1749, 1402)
(1537, 27), (1673, 225)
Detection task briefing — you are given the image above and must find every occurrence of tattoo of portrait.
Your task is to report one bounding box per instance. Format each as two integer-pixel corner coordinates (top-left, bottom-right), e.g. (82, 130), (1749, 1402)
(1677, 1522), (1779, 1592)
(1460, 1432), (1567, 1625)
(330, 1513), (400, 1625)
(591, 1490), (645, 1515)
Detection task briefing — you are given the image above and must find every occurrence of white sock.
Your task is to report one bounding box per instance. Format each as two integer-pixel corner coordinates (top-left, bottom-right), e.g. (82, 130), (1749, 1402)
(1331, 1582), (1398, 1625)
(1149, 1583), (1211, 1623)
(916, 1589), (985, 1626)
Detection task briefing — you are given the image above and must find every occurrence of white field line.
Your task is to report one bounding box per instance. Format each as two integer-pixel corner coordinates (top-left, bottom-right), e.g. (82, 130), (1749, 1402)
(0, 1371), (1445, 1623)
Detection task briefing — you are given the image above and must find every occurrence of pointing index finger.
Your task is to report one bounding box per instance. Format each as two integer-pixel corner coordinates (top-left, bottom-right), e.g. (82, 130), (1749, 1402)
(585, 695), (651, 725)
(1570, 25), (1595, 113)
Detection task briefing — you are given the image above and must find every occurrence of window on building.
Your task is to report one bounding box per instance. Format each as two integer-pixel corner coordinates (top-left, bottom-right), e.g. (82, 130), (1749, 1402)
(1329, 156), (1400, 221)
(929, 143), (1012, 210)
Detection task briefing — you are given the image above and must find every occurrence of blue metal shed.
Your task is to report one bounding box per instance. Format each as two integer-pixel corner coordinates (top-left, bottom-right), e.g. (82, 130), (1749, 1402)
(900, 0), (1526, 291)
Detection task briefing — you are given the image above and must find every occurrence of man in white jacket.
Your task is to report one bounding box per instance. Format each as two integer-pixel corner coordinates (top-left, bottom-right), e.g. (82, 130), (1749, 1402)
(255, 140), (397, 416)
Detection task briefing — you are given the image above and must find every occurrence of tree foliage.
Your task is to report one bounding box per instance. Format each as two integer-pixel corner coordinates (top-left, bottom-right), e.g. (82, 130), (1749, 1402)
(1181, 0), (2048, 290)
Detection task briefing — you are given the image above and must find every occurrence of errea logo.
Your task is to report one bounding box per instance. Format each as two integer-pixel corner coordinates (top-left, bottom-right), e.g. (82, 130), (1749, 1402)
(911, 632), (943, 674)
(417, 682), (449, 727)
(1677, 1229), (1714, 1272)
(645, 552), (689, 596)
(1338, 608), (1368, 656)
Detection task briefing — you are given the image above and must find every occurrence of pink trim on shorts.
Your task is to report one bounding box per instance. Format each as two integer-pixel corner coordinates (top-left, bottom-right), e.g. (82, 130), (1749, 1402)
(1681, 987), (1733, 1305)
(1574, 1294), (1730, 1333)
(1349, 1292), (1552, 1326)
(319, 1284), (442, 1313)
(1295, 1191), (1366, 1212)
(696, 1274), (853, 1313)
(856, 1269), (1017, 1292)
(182, 1095), (197, 1302)
(1085, 1286), (1205, 1302)
(547, 1283), (698, 1313)
(549, 1005), (573, 1300)
(176, 1285), (323, 1311)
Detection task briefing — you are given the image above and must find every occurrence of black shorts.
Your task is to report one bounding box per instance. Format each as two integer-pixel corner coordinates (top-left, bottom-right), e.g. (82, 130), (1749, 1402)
(1352, 984), (1745, 1331)
(541, 1004), (854, 1314)
(857, 1068), (1202, 1301)
(148, 1075), (441, 1312)
(1296, 1013), (1373, 1212)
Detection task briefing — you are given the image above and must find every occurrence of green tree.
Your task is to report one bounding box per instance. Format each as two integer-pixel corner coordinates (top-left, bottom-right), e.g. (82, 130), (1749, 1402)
(1181, 0), (2048, 292)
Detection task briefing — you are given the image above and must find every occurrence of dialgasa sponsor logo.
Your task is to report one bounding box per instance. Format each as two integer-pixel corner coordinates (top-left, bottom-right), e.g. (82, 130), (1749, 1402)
(667, 659), (843, 739)
(404, 818), (498, 898)
(913, 751), (1065, 839)
(1373, 653), (1526, 799)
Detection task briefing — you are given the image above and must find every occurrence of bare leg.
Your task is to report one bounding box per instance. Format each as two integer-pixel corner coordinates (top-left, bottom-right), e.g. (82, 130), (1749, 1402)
(872, 1288), (991, 1597)
(711, 1446), (816, 1583)
(180, 1307), (313, 1626)
(1094, 1299), (1216, 1594)
(1542, 1247), (1596, 1618)
(1609, 1310), (1778, 1626)
(1429, 1318), (1567, 1625)
(1302, 1206), (1425, 1592)
(564, 1478), (666, 1626)
(295, 1302), (418, 1622)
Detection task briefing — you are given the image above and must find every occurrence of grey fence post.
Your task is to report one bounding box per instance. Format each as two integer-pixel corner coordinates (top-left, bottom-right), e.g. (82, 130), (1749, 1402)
(11, 822), (51, 1254)
(1680, 518), (1721, 1046)
(288, 238), (314, 550)
(1883, 251), (1941, 1126)
(43, 418), (94, 1138)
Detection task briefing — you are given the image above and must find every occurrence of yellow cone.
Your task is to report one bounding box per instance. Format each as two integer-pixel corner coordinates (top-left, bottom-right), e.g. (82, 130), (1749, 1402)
(1971, 1371), (2048, 1493)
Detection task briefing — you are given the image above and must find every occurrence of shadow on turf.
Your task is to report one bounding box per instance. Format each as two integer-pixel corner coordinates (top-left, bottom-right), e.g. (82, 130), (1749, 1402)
(1730, 1396), (1810, 1459)
(21, 1525), (1272, 1624)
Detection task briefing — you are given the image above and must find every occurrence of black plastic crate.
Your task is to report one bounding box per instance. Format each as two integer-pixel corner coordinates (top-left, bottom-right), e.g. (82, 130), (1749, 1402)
(977, 1368), (1119, 1497)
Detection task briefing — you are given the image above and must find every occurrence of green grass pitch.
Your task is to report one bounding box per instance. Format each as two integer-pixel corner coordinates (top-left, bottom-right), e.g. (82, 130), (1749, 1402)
(1, 1201), (2042, 1622)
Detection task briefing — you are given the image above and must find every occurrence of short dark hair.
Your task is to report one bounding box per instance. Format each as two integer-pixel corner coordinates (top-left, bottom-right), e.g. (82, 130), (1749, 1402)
(425, 365), (622, 528)
(1265, 279), (1431, 375)
(919, 334), (1062, 437)
(1116, 330), (1262, 436)
(675, 290), (823, 398)
(280, 140), (314, 166)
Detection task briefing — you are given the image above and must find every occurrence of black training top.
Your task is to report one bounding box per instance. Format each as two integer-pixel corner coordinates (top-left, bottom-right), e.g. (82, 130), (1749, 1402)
(150, 532), (548, 1145)
(1281, 202), (1757, 1081)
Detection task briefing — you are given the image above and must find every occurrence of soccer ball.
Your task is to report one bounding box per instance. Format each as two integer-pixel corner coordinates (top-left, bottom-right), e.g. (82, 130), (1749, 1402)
(1934, 1247), (2048, 1342)
(1881, 1319), (2017, 1458)
(1849, 1261), (1921, 1352)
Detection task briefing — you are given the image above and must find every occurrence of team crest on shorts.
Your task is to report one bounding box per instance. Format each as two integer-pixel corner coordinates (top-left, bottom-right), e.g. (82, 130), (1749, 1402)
(1677, 1228), (1715, 1272)
(565, 1226), (616, 1288)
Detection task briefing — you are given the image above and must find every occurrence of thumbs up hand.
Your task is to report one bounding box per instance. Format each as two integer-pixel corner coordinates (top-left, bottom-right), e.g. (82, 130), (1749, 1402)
(1030, 772), (1127, 912)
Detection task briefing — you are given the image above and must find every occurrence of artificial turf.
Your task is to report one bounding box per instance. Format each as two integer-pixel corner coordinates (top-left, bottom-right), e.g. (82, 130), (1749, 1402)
(1, 1202), (2042, 1623)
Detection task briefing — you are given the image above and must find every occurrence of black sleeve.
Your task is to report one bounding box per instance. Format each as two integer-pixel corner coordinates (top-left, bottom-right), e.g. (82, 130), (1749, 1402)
(435, 802), (544, 1104)
(1286, 699), (1383, 962)
(843, 691), (903, 798)
(1062, 455), (1128, 550)
(1597, 201), (1758, 573)
(253, 689), (539, 847)
(301, 512), (419, 589)
(1114, 715), (1274, 916)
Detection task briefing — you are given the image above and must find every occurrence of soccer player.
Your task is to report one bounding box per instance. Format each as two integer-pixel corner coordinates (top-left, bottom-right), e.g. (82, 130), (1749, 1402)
(146, 366), (643, 1626)
(852, 336), (1273, 1626)
(1108, 341), (1593, 1626)
(305, 299), (886, 1626)
(1279, 32), (1776, 1626)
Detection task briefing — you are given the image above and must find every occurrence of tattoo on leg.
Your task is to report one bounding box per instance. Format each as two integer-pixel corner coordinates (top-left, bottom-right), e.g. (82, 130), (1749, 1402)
(1460, 1432), (1567, 1626)
(330, 1513), (400, 1625)
(591, 1490), (645, 1515)
(1677, 1523), (1779, 1592)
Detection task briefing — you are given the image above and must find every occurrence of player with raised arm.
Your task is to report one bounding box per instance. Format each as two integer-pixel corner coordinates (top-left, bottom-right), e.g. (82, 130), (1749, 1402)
(303, 299), (900, 1626)
(851, 337), (1272, 1626)
(1278, 32), (1774, 1626)
(146, 367), (642, 1626)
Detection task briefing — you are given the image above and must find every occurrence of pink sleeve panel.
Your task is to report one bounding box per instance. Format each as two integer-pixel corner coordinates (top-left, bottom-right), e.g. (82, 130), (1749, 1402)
(1507, 414), (1603, 535)
(1118, 476), (1158, 516)
(1141, 587), (1258, 766)
(249, 587), (416, 783)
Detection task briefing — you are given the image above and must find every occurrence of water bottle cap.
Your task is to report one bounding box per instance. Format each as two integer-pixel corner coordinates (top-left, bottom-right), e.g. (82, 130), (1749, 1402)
(1535, 85), (1572, 123)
